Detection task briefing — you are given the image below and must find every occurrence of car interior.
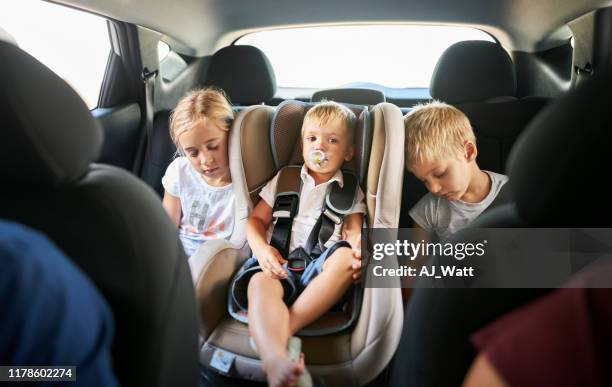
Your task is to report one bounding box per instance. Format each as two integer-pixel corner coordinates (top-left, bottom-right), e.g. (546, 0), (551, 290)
(1, 0), (612, 386)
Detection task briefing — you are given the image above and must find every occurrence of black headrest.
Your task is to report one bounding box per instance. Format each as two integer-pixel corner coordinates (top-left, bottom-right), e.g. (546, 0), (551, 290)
(311, 88), (385, 105)
(205, 45), (277, 105)
(430, 41), (516, 104)
(507, 70), (612, 226)
(0, 41), (102, 187)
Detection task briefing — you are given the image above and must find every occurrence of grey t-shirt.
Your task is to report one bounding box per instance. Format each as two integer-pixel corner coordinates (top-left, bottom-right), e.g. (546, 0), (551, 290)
(409, 171), (508, 239)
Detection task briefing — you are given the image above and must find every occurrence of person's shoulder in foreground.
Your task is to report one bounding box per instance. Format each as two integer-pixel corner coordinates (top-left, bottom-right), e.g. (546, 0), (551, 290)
(464, 263), (612, 387)
(0, 220), (118, 387)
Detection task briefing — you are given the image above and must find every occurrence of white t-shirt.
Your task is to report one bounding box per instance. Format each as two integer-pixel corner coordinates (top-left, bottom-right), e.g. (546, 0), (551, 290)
(259, 165), (366, 252)
(162, 157), (235, 257)
(409, 170), (508, 239)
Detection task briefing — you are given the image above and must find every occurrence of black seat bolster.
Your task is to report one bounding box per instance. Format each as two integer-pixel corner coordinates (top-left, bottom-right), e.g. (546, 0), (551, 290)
(140, 107), (249, 196)
(457, 97), (550, 173)
(311, 88), (385, 105)
(141, 110), (175, 196)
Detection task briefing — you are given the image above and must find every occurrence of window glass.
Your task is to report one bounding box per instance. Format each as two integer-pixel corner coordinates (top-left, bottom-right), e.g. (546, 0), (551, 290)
(158, 42), (188, 82)
(0, 0), (111, 109)
(237, 25), (495, 88)
(158, 41), (170, 61)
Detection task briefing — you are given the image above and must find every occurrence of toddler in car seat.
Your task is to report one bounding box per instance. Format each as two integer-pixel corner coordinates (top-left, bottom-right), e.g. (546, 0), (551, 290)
(404, 101), (508, 239)
(236, 101), (365, 387)
(161, 87), (235, 257)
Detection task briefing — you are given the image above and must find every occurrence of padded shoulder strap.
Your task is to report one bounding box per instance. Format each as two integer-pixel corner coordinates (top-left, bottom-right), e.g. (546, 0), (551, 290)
(275, 166), (302, 201)
(326, 170), (358, 215)
(270, 166), (302, 257)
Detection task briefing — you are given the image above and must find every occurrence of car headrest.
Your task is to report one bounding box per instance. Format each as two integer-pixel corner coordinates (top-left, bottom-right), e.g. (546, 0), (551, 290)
(507, 70), (612, 226)
(311, 88), (385, 105)
(269, 100), (369, 184)
(0, 41), (102, 187)
(430, 41), (516, 104)
(0, 26), (18, 46)
(205, 45), (277, 105)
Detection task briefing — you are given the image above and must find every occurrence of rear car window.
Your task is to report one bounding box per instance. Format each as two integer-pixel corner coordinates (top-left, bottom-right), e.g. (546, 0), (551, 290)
(237, 25), (494, 89)
(0, 0), (111, 109)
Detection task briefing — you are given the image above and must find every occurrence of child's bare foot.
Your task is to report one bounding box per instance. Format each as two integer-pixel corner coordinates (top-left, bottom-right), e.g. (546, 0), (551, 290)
(263, 354), (304, 387)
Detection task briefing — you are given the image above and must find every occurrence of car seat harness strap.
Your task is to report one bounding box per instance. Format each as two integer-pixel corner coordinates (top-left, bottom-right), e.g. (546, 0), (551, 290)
(270, 166), (302, 258)
(270, 165), (358, 272)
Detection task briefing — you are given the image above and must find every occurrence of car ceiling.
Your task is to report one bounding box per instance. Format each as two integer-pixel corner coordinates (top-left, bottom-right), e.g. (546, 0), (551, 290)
(51, 0), (612, 56)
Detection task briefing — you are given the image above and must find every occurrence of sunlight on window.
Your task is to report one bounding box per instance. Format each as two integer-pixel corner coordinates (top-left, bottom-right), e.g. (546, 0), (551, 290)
(158, 41), (170, 61)
(238, 25), (494, 88)
(0, 0), (110, 109)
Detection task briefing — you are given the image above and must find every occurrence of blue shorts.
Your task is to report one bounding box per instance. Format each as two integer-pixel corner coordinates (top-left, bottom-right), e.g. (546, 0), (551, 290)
(230, 240), (352, 311)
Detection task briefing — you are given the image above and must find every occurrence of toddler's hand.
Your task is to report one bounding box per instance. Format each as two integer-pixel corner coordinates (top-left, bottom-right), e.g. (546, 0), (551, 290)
(258, 245), (288, 280)
(351, 236), (363, 283)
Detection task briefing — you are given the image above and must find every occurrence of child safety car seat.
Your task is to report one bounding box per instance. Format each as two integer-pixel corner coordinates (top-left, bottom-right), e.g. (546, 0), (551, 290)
(189, 99), (404, 386)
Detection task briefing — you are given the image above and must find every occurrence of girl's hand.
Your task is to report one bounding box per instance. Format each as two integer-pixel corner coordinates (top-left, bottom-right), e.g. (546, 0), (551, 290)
(258, 245), (288, 280)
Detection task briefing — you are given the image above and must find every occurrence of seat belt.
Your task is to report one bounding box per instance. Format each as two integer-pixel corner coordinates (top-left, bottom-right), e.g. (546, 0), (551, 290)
(270, 166), (358, 260)
(482, 181), (512, 214)
(132, 67), (158, 175)
(269, 166), (302, 258)
(574, 63), (593, 88)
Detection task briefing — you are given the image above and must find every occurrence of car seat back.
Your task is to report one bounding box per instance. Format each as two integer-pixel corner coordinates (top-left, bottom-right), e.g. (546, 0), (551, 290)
(205, 45), (277, 106)
(0, 35), (199, 387)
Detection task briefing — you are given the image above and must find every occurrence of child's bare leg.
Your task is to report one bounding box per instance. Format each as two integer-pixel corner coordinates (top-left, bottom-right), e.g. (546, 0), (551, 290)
(248, 272), (303, 387)
(288, 246), (354, 334)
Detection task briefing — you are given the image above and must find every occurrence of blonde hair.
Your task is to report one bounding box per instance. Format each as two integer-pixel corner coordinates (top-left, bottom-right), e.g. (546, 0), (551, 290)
(303, 101), (357, 143)
(169, 87), (234, 147)
(404, 100), (475, 167)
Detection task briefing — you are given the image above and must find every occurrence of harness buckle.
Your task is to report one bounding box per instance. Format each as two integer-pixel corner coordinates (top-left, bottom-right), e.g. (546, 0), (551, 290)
(287, 247), (312, 273)
(323, 208), (342, 225)
(273, 193), (299, 219)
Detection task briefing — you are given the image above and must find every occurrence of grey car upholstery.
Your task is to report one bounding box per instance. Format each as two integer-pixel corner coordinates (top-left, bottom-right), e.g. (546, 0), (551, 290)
(0, 38), (199, 387)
